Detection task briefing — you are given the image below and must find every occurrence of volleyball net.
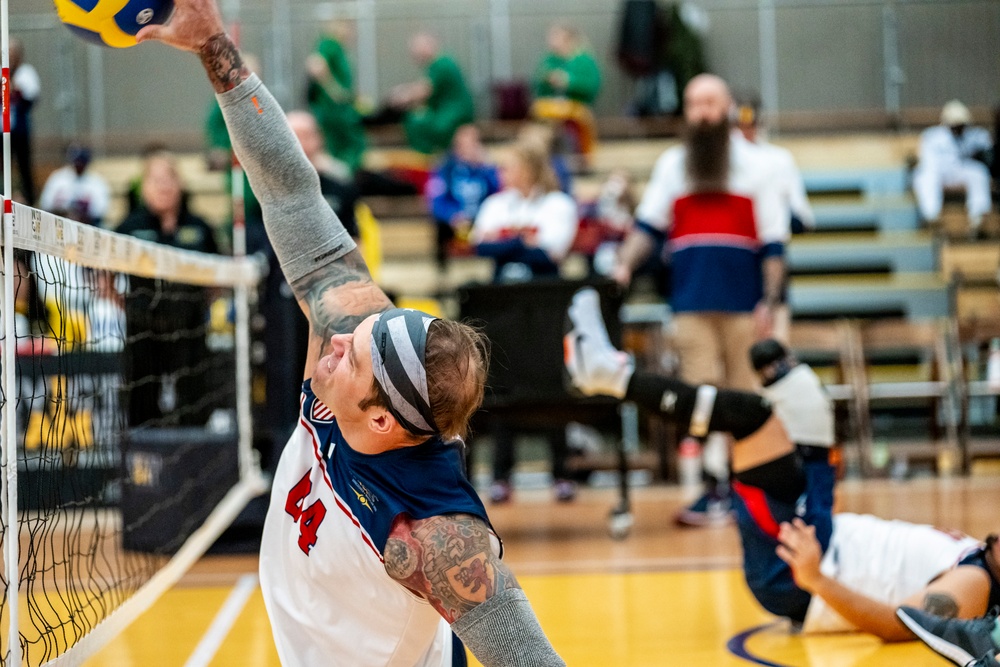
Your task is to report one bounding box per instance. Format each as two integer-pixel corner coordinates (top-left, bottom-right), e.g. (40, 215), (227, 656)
(0, 202), (266, 666)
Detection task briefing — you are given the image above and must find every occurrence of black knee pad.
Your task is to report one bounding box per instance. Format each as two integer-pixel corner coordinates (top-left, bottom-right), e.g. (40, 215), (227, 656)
(710, 389), (772, 440)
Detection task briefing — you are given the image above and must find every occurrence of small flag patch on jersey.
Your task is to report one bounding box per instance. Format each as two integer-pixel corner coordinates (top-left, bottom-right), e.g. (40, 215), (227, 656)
(312, 400), (334, 422)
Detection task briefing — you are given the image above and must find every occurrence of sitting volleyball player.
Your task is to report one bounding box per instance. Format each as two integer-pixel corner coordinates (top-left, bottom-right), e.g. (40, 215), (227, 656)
(564, 287), (1000, 640)
(137, 4), (564, 666)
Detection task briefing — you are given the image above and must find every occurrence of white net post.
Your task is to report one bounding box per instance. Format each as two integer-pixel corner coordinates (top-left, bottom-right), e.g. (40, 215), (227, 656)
(1, 0), (22, 661)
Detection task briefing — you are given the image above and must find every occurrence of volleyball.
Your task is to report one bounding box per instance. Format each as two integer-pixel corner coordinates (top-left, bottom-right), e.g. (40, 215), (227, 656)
(53, 0), (174, 48)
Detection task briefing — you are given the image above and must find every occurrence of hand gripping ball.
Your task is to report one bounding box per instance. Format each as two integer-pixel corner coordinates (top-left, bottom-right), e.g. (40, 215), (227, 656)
(54, 0), (174, 48)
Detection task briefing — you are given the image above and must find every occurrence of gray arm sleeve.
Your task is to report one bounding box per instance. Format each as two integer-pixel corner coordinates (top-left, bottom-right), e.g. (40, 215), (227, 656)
(451, 588), (565, 667)
(216, 74), (355, 285)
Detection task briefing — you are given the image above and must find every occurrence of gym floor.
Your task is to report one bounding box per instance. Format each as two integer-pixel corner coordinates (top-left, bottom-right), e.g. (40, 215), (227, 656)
(78, 475), (1000, 666)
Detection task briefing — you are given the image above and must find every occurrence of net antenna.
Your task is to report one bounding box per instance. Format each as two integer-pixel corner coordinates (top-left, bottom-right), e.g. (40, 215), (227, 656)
(1, 198), (266, 666)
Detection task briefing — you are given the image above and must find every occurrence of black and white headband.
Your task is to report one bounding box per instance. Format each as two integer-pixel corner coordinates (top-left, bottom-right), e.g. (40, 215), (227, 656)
(370, 308), (439, 436)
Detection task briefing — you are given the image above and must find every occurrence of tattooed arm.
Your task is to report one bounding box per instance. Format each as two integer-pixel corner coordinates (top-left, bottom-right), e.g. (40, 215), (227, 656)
(384, 514), (564, 666)
(384, 513), (516, 622)
(138, 0), (392, 372)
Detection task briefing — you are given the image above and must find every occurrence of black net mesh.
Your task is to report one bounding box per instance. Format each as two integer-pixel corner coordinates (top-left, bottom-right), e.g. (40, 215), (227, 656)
(1, 243), (240, 665)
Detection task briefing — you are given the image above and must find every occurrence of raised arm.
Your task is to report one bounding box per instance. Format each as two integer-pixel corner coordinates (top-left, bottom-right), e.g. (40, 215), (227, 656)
(384, 514), (565, 667)
(138, 0), (392, 373)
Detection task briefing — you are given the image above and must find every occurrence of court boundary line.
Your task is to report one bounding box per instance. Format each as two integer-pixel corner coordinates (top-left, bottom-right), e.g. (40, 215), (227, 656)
(726, 622), (794, 667)
(184, 573), (259, 667)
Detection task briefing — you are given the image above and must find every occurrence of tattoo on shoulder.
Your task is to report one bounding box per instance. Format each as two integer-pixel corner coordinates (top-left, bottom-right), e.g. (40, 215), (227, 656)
(199, 33), (250, 93)
(383, 514), (517, 623)
(921, 592), (959, 619)
(292, 249), (392, 350)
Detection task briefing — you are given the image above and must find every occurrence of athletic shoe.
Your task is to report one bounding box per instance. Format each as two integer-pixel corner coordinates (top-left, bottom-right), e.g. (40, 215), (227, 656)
(674, 490), (735, 527)
(553, 479), (577, 503)
(564, 288), (634, 399)
(489, 481), (512, 504)
(896, 606), (999, 666)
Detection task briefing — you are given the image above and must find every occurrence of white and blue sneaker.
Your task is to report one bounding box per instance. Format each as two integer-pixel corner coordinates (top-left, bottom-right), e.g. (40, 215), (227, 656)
(564, 288), (634, 399)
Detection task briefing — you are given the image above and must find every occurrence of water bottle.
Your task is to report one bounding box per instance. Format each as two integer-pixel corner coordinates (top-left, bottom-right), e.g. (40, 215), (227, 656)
(677, 437), (702, 498)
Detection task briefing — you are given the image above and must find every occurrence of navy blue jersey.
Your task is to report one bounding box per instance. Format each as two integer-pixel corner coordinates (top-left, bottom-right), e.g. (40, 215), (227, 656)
(301, 379), (499, 555)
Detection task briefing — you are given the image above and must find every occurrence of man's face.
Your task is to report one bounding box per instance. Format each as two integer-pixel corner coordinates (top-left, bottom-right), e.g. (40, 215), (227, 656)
(312, 314), (379, 422)
(684, 78), (731, 128)
(950, 124), (967, 139)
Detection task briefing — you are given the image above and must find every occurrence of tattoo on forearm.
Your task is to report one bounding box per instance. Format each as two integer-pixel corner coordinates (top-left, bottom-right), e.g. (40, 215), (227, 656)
(199, 33), (250, 93)
(384, 514), (518, 623)
(291, 250), (392, 354)
(921, 592), (959, 619)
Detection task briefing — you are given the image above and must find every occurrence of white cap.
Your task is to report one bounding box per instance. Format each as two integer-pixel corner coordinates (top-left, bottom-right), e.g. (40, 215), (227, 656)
(941, 100), (971, 127)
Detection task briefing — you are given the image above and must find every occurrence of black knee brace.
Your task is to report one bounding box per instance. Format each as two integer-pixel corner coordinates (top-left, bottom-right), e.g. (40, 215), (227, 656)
(624, 372), (772, 440)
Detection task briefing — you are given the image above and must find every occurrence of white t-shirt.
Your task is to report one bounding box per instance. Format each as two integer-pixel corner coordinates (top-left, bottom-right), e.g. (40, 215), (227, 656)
(39, 166), (111, 224)
(13, 63), (40, 102)
(470, 188), (579, 262)
(757, 140), (814, 232)
(803, 513), (981, 633)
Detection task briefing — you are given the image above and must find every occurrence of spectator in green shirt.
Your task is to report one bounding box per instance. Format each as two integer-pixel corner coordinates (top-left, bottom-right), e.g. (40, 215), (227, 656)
(306, 21), (367, 173)
(390, 32), (475, 155)
(532, 24), (602, 165)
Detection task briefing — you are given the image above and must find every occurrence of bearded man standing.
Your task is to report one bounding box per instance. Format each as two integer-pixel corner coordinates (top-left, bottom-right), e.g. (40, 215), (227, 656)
(612, 74), (788, 526)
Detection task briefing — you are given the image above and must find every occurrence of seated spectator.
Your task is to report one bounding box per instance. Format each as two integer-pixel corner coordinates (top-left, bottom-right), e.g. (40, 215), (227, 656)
(389, 32), (475, 155)
(470, 142), (579, 282)
(117, 152), (220, 428)
(582, 169), (638, 275)
(306, 21), (366, 174)
(913, 100), (993, 238)
(531, 24), (602, 167)
(425, 124), (500, 270)
(518, 122), (573, 194)
(470, 142), (580, 503)
(39, 144), (110, 227)
(282, 110), (359, 239)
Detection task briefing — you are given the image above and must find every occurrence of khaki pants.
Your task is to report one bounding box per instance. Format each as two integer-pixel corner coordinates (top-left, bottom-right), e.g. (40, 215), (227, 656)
(673, 312), (759, 392)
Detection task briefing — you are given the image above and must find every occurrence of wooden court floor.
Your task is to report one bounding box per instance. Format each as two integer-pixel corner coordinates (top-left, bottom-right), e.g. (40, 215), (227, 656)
(83, 476), (1000, 667)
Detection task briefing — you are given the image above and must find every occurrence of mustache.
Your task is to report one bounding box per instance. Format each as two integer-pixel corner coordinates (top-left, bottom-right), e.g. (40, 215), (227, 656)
(684, 120), (730, 191)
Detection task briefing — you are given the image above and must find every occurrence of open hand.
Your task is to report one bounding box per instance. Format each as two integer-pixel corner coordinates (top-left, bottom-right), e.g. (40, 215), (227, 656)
(776, 518), (824, 592)
(136, 0), (225, 52)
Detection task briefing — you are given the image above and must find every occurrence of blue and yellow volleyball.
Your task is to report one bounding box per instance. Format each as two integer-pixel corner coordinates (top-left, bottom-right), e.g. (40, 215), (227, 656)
(54, 0), (174, 48)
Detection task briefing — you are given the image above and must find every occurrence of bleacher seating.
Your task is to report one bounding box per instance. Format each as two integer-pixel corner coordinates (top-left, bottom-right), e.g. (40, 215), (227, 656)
(75, 127), (1000, 476)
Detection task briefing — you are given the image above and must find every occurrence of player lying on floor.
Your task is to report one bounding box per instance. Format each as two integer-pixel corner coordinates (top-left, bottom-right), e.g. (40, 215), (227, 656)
(564, 287), (1000, 640)
(137, 3), (564, 666)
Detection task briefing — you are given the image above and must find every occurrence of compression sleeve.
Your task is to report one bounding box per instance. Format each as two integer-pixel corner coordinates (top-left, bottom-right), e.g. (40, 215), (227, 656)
(451, 588), (565, 667)
(217, 74), (356, 284)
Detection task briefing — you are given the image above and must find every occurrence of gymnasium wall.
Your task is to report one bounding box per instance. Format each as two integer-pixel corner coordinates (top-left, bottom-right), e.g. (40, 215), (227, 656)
(11, 0), (1000, 153)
